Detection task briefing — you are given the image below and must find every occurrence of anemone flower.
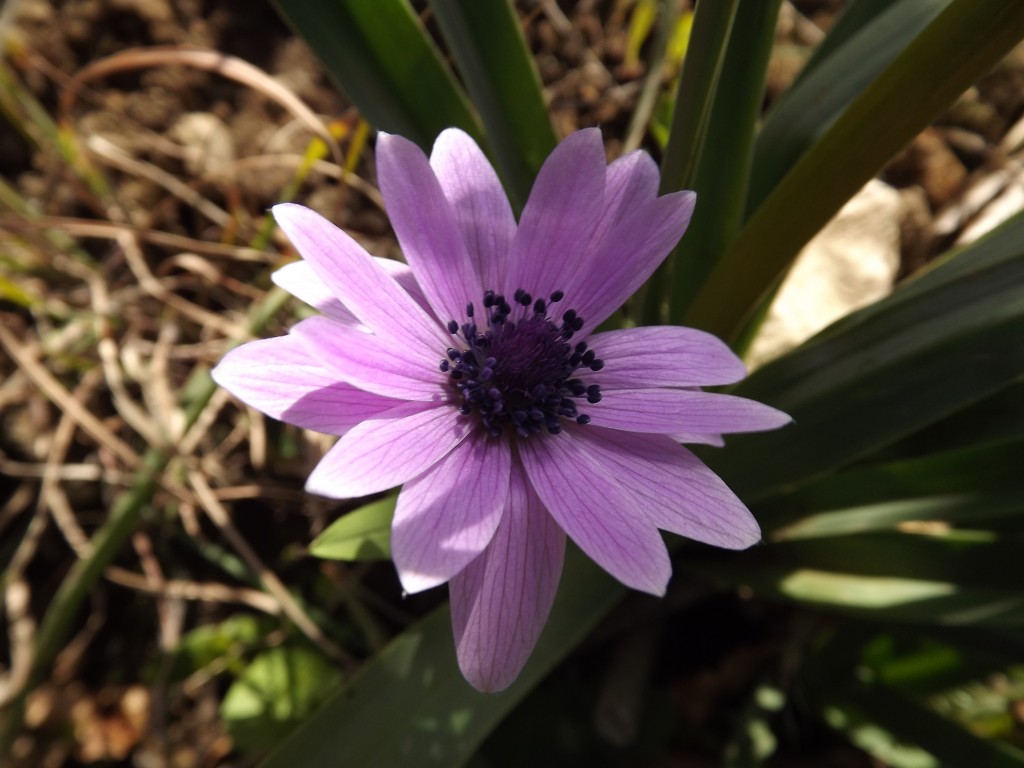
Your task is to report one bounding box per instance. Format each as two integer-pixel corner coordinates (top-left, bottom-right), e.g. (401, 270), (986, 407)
(212, 127), (790, 692)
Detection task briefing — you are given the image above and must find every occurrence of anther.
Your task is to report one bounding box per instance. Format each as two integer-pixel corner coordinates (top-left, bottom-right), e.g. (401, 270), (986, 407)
(443, 287), (602, 437)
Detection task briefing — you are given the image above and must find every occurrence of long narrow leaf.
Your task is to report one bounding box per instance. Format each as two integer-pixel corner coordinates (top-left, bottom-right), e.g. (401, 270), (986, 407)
(794, 0), (909, 84)
(684, 0), (1024, 340)
(272, 0), (481, 151)
(746, 0), (950, 218)
(711, 211), (1024, 501)
(827, 684), (1024, 767)
(658, 0), (738, 194)
(662, 0), (783, 320)
(429, 0), (556, 209)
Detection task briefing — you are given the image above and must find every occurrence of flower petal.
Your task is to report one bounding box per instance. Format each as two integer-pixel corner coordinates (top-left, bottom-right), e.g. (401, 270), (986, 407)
(272, 261), (359, 325)
(376, 257), (434, 316)
(376, 132), (481, 324)
(575, 190), (696, 334)
(672, 432), (726, 447)
(305, 402), (471, 499)
(273, 258), (433, 326)
(517, 437), (670, 595)
(211, 335), (399, 434)
(587, 388), (792, 434)
(450, 461), (565, 692)
(392, 432), (510, 594)
(289, 316), (444, 402)
(568, 427), (761, 549)
(273, 203), (448, 355)
(430, 128), (516, 292)
(507, 128), (606, 299)
(578, 150), (660, 260)
(586, 325), (747, 389)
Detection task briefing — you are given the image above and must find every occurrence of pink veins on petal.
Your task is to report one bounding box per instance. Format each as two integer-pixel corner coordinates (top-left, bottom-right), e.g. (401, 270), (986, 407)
(211, 127), (790, 693)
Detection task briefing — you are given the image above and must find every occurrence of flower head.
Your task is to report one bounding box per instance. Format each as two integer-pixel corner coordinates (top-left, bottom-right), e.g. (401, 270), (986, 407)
(212, 128), (789, 692)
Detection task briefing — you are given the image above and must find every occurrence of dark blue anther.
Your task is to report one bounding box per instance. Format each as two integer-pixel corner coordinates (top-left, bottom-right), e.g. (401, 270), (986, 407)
(442, 287), (601, 436)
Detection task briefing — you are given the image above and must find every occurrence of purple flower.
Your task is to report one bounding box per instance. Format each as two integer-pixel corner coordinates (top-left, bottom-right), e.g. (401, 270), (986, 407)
(212, 128), (789, 692)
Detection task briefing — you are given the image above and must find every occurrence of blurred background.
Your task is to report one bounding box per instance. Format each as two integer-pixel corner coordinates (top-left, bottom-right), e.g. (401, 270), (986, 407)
(3, 1), (1024, 766)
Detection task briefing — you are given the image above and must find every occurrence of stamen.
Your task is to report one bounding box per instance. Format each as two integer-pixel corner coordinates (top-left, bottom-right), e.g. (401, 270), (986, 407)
(442, 288), (602, 436)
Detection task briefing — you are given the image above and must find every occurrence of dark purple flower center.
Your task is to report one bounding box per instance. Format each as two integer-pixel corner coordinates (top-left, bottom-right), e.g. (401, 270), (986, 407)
(440, 289), (604, 438)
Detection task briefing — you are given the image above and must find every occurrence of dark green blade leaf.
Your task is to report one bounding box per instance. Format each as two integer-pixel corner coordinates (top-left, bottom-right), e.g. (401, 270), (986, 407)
(684, 0), (1024, 340)
(658, 0), (783, 321)
(429, 0), (556, 209)
(769, 493), (1024, 541)
(737, 531), (1024, 589)
(758, 436), (1024, 523)
(272, 0), (482, 151)
(794, 0), (913, 85)
(658, 0), (738, 195)
(711, 212), (1024, 501)
(691, 557), (1024, 626)
(826, 684), (1024, 767)
(746, 0), (950, 218)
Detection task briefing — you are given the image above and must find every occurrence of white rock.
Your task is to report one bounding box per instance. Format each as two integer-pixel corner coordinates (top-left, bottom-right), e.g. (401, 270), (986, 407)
(746, 179), (901, 368)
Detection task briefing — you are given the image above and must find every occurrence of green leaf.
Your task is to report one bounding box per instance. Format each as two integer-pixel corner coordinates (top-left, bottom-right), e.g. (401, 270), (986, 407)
(825, 684), (1024, 767)
(659, 0), (738, 195)
(223, 645), (341, 752)
(770, 494), (1024, 542)
(711, 212), (1024, 502)
(743, 531), (1024, 589)
(794, 0), (908, 84)
(429, 0), (556, 209)
(309, 495), (396, 561)
(260, 547), (624, 768)
(757, 435), (1024, 524)
(271, 0), (481, 151)
(684, 0), (1024, 340)
(175, 615), (266, 673)
(746, 0), (950, 218)
(658, 0), (783, 321)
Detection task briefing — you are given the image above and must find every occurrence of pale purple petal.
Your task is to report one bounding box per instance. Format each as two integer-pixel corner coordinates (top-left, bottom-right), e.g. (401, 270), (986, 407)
(575, 191), (696, 334)
(587, 388), (792, 434)
(290, 316), (444, 402)
(518, 438), (671, 595)
(430, 128), (516, 292)
(578, 150), (660, 261)
(375, 257), (433, 317)
(272, 261), (359, 325)
(376, 132), (481, 324)
(507, 129), (606, 298)
(586, 325), (747, 389)
(272, 258), (432, 325)
(273, 203), (448, 355)
(569, 427), (761, 549)
(212, 335), (398, 434)
(671, 432), (726, 447)
(450, 461), (565, 693)
(305, 402), (471, 499)
(391, 432), (510, 594)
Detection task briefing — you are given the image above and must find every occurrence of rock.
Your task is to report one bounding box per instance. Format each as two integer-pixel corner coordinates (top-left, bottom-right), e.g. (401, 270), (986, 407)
(746, 179), (901, 368)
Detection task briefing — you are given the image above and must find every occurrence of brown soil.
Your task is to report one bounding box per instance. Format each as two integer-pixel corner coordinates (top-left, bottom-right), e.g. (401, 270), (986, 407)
(1, 1), (1023, 766)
